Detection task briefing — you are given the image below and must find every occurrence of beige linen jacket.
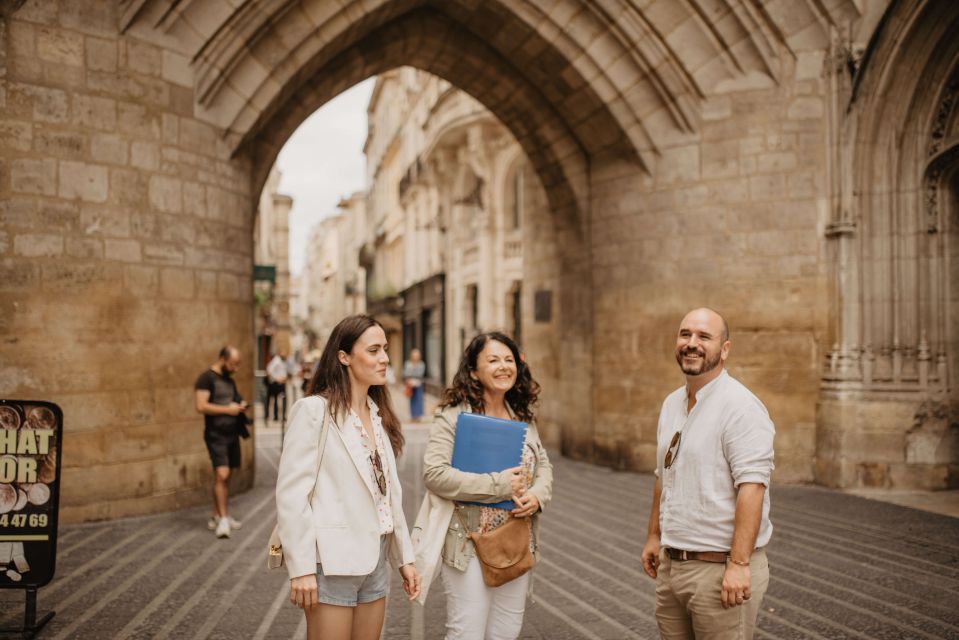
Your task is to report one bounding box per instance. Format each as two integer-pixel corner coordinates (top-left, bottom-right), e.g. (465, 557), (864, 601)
(412, 403), (553, 603)
(275, 396), (415, 580)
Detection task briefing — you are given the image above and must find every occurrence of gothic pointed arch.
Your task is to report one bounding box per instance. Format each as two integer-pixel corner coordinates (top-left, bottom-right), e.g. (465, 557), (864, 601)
(819, 0), (959, 488)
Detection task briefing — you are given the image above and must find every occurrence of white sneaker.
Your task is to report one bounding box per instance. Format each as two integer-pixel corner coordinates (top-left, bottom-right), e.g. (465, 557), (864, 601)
(208, 515), (242, 530)
(215, 516), (231, 539)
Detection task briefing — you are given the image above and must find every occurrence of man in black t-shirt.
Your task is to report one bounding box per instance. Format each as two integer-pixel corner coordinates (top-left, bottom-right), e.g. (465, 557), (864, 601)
(194, 345), (247, 539)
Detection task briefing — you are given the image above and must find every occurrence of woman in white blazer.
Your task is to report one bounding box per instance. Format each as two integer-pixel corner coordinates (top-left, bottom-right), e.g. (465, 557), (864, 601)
(275, 315), (421, 640)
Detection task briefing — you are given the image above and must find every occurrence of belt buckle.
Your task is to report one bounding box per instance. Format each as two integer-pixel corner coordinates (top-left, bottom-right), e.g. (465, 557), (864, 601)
(679, 549), (688, 561)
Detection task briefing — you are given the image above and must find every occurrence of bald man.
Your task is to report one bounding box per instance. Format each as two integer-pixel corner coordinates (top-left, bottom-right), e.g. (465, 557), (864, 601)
(641, 308), (775, 640)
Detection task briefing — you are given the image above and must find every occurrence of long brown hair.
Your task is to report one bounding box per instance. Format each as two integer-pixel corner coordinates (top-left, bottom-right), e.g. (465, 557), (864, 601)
(307, 315), (404, 456)
(440, 332), (540, 423)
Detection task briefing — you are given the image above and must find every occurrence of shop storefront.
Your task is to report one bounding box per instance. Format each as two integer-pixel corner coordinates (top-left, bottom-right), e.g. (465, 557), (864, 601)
(401, 274), (446, 394)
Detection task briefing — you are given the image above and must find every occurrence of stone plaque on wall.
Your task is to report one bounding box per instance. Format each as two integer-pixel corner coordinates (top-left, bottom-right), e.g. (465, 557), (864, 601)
(534, 290), (552, 323)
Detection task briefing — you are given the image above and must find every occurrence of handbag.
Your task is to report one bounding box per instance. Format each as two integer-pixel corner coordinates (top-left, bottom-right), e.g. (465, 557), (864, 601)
(456, 510), (534, 587)
(404, 382), (414, 398)
(268, 405), (331, 570)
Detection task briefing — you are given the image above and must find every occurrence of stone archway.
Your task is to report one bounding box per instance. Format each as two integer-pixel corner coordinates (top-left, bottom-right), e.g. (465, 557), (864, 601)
(1, 0), (872, 520)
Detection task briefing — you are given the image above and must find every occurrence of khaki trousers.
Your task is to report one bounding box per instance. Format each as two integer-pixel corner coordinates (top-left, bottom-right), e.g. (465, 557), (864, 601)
(655, 548), (769, 640)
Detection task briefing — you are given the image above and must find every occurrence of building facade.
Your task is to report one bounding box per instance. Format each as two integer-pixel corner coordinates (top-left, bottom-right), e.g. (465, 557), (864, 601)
(365, 70), (539, 395)
(1, 0), (957, 521)
(252, 166), (292, 369)
(298, 191), (368, 347)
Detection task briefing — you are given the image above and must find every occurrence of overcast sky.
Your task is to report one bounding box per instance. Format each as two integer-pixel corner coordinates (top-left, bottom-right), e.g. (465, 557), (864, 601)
(276, 78), (375, 276)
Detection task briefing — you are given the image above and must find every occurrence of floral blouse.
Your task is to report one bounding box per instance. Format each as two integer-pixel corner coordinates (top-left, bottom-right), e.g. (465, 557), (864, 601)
(344, 397), (394, 535)
(478, 439), (537, 545)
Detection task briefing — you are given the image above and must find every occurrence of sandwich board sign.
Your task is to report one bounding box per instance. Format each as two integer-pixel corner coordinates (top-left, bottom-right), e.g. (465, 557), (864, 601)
(0, 400), (62, 637)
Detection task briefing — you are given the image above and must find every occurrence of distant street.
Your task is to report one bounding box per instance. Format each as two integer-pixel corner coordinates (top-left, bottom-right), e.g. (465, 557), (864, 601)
(1, 404), (958, 639)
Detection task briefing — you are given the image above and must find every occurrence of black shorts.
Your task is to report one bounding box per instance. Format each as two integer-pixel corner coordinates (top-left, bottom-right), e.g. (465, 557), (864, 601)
(204, 431), (241, 469)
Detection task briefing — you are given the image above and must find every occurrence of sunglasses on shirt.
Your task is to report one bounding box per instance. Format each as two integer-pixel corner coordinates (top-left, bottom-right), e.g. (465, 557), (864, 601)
(664, 431), (681, 469)
(370, 449), (387, 495)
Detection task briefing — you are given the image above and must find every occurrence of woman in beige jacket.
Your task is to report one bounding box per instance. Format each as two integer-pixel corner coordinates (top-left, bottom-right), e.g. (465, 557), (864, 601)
(413, 331), (553, 640)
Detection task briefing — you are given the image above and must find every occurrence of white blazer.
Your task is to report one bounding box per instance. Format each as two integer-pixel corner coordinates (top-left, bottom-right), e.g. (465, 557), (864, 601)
(275, 395), (416, 580)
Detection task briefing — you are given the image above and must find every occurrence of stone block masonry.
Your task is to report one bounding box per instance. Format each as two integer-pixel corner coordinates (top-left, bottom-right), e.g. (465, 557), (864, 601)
(1, 0), (954, 523)
(0, 0), (255, 522)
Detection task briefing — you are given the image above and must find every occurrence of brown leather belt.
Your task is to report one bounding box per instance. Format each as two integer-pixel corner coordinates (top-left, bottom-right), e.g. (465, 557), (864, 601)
(665, 548), (728, 563)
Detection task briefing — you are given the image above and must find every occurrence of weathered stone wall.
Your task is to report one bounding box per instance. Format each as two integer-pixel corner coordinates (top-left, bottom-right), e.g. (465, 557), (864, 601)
(3, 0), (956, 522)
(518, 163), (563, 450)
(0, 2), (255, 521)
(586, 54), (829, 482)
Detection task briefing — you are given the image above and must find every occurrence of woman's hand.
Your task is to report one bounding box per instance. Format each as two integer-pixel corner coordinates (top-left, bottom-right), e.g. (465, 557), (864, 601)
(400, 564), (421, 601)
(511, 492), (540, 518)
(290, 574), (319, 610)
(503, 466), (525, 496)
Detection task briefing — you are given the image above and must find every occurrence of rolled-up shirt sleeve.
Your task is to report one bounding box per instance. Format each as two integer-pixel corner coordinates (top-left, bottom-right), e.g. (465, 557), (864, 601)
(722, 405), (775, 487)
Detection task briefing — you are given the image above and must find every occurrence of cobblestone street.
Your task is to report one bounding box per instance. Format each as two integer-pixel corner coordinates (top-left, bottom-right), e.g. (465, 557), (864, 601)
(2, 417), (958, 639)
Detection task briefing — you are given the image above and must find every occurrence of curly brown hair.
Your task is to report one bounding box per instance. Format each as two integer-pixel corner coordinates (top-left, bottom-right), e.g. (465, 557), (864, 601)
(439, 332), (540, 423)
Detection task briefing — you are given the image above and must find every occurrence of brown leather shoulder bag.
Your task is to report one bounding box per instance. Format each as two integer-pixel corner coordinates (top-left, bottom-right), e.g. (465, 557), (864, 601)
(457, 510), (533, 587)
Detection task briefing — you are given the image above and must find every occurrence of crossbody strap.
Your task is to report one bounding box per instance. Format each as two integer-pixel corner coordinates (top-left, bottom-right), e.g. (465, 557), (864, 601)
(307, 406), (332, 503)
(455, 507), (472, 534)
(454, 507), (475, 552)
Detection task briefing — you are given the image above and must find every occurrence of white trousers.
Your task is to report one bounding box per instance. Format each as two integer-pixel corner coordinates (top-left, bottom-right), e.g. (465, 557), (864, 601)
(441, 556), (530, 640)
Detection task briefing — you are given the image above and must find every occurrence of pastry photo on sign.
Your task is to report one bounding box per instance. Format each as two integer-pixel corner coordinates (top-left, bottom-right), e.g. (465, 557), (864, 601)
(0, 541), (30, 582)
(0, 405), (56, 510)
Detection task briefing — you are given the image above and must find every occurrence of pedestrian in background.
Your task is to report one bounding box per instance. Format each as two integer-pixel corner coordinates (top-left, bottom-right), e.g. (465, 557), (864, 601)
(413, 332), (552, 640)
(286, 352), (301, 403)
(300, 350), (318, 395)
(275, 315), (421, 640)
(403, 348), (426, 421)
(266, 350), (289, 423)
(194, 346), (246, 539)
(641, 307), (775, 640)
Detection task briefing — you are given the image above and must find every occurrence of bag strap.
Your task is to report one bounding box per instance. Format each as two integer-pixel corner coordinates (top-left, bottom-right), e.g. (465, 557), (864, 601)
(455, 507), (472, 534)
(307, 406), (332, 503)
(454, 507), (475, 552)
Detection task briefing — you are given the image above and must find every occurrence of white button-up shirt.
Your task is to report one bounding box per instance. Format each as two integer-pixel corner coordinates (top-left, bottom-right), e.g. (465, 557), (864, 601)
(341, 398), (394, 535)
(656, 369), (775, 552)
(266, 355), (288, 382)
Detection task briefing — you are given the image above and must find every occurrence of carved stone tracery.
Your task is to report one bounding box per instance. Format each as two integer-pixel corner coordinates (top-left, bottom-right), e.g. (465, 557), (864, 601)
(824, 18), (958, 397)
(928, 67), (959, 157)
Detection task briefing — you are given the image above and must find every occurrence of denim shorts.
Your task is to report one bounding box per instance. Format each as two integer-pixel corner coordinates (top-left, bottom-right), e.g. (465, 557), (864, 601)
(317, 535), (390, 606)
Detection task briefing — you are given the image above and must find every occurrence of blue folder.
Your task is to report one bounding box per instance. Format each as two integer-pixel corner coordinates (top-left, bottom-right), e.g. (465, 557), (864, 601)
(451, 413), (528, 510)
